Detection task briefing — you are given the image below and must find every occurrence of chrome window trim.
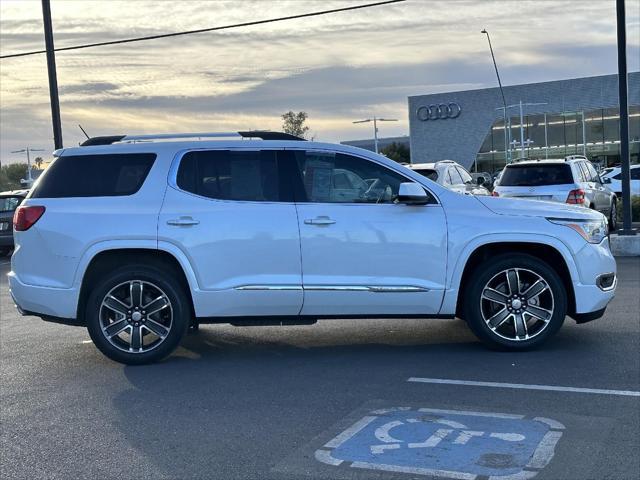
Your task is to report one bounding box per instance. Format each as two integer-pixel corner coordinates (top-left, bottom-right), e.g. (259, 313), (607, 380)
(234, 284), (429, 293)
(167, 146), (441, 206)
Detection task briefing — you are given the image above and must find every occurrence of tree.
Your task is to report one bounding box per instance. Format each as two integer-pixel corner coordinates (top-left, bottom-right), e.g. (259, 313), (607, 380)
(34, 157), (44, 169)
(380, 142), (410, 164)
(281, 111), (310, 138)
(0, 163), (28, 191)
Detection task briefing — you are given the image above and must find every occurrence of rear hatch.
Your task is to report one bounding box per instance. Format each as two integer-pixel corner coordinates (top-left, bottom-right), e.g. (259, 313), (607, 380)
(495, 163), (576, 203)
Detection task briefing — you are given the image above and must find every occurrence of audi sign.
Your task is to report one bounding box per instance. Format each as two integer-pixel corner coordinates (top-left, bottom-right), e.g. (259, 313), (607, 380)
(416, 102), (461, 121)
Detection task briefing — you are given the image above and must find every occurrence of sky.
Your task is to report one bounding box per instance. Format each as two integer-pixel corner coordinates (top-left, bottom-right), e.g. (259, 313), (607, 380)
(1, 0), (639, 164)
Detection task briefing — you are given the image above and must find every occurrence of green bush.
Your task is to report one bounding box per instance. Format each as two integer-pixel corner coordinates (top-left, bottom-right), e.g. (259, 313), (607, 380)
(616, 195), (640, 222)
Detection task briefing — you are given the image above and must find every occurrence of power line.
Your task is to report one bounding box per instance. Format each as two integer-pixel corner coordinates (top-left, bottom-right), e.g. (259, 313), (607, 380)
(0, 0), (405, 60)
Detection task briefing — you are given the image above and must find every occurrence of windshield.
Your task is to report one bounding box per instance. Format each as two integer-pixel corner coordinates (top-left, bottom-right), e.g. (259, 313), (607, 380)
(499, 164), (573, 186)
(413, 169), (438, 181)
(0, 196), (22, 212)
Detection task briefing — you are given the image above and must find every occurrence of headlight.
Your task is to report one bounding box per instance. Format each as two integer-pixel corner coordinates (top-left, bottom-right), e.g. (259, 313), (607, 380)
(548, 217), (608, 244)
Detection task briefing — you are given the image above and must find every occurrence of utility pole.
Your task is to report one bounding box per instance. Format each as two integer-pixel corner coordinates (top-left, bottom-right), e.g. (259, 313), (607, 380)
(481, 29), (509, 163)
(42, 0), (63, 149)
(616, 0), (635, 235)
(352, 117), (398, 154)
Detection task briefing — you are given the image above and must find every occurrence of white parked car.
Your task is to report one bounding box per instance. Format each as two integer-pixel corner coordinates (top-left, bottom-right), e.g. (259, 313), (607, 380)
(9, 132), (616, 364)
(601, 164), (640, 197)
(493, 156), (618, 230)
(407, 160), (491, 196)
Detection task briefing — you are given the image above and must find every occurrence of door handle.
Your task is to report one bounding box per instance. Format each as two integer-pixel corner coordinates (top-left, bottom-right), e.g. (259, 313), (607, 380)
(304, 216), (336, 226)
(167, 216), (200, 227)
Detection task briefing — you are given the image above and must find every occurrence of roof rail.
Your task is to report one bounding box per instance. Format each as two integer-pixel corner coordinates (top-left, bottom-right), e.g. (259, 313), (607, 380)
(435, 160), (456, 165)
(80, 131), (305, 146)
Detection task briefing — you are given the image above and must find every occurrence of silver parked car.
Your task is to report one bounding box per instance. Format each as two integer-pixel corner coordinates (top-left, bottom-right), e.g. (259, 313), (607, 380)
(493, 155), (617, 229)
(407, 160), (491, 196)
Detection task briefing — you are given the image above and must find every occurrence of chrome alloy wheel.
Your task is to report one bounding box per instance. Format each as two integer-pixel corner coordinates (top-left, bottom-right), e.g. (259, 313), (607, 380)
(480, 268), (555, 341)
(99, 280), (173, 353)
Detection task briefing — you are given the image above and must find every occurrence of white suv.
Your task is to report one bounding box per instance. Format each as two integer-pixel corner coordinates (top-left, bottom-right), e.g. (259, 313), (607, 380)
(407, 160), (491, 196)
(493, 156), (618, 230)
(9, 132), (617, 364)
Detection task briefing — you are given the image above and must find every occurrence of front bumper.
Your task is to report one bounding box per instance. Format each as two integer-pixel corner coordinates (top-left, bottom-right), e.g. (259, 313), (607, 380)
(8, 271), (78, 319)
(570, 238), (617, 316)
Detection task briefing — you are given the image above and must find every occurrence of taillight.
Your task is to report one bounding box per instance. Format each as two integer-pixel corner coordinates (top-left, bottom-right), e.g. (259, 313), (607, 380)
(13, 205), (45, 231)
(566, 189), (585, 204)
(491, 191), (499, 197)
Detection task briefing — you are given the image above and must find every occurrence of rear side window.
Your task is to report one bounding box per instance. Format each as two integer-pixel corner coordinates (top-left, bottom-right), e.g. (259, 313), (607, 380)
(31, 153), (155, 198)
(499, 164), (574, 186)
(0, 196), (22, 212)
(176, 150), (279, 202)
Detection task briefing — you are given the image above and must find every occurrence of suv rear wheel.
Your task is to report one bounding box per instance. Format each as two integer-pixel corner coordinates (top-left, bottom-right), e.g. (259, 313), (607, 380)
(463, 254), (567, 349)
(85, 263), (190, 365)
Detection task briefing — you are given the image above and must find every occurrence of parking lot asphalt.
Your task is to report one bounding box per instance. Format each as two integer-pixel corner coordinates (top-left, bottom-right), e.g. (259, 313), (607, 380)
(1, 257), (639, 480)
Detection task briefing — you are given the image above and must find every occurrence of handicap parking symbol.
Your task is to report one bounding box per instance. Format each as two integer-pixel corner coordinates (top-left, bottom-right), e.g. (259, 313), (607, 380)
(316, 407), (564, 479)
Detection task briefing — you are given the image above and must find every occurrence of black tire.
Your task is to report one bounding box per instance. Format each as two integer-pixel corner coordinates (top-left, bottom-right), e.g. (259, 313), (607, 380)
(463, 253), (567, 350)
(0, 247), (10, 257)
(85, 263), (190, 365)
(609, 199), (617, 231)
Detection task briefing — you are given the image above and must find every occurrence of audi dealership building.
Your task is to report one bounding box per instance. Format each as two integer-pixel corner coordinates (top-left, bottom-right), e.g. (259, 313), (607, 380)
(408, 72), (640, 173)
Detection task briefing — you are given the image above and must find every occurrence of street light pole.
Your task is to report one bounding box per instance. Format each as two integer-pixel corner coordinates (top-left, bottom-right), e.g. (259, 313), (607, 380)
(352, 117), (398, 154)
(616, 0), (635, 235)
(11, 147), (45, 185)
(41, 0), (63, 149)
(481, 29), (509, 163)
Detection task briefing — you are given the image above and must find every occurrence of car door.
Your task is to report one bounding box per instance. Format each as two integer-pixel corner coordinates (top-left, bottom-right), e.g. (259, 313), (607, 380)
(584, 161), (610, 212)
(158, 148), (303, 317)
(286, 148), (448, 316)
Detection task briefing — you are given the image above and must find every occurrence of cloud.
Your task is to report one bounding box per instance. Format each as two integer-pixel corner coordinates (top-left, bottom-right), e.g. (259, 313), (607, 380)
(1, 0), (639, 161)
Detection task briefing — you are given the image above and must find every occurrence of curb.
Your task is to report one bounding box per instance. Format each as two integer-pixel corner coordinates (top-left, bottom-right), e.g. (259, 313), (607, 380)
(610, 233), (640, 256)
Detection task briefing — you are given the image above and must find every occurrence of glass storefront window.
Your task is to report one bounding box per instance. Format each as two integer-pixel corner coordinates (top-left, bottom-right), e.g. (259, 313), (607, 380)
(474, 105), (639, 174)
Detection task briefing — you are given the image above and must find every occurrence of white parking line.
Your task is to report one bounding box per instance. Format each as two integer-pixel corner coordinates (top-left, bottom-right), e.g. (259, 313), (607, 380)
(407, 377), (640, 397)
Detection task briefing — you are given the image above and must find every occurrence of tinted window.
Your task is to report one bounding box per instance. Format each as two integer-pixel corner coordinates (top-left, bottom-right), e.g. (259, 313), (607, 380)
(31, 153), (155, 198)
(293, 151), (408, 203)
(0, 196), (22, 212)
(177, 150), (279, 201)
(413, 169), (438, 181)
(499, 164), (574, 186)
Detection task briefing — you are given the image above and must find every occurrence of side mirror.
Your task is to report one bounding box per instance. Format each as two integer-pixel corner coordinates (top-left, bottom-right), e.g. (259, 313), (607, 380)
(397, 182), (430, 205)
(476, 176), (486, 186)
(602, 177), (611, 184)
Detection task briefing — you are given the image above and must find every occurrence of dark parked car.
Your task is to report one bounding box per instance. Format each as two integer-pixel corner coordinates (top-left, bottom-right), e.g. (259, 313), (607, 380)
(0, 190), (28, 256)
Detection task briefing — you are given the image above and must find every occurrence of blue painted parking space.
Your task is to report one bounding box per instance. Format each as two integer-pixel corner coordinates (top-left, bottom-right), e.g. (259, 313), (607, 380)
(315, 407), (564, 479)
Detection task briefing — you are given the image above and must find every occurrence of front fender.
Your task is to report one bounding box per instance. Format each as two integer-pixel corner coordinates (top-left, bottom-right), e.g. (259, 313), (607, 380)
(439, 232), (580, 315)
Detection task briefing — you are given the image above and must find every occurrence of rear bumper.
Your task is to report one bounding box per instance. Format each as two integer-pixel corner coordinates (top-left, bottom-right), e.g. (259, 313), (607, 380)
(7, 271), (78, 319)
(0, 234), (14, 247)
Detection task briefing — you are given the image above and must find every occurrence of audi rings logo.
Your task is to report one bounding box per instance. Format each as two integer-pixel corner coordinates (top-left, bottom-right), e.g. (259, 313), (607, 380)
(416, 102), (461, 121)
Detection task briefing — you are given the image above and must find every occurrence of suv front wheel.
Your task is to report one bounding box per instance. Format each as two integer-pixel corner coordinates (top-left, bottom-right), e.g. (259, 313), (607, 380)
(463, 254), (567, 349)
(85, 264), (190, 365)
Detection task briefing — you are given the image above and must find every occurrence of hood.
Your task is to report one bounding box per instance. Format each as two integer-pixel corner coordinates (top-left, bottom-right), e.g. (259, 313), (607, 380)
(475, 196), (605, 221)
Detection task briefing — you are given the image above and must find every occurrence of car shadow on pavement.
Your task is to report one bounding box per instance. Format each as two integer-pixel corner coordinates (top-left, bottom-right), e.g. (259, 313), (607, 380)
(107, 318), (601, 479)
